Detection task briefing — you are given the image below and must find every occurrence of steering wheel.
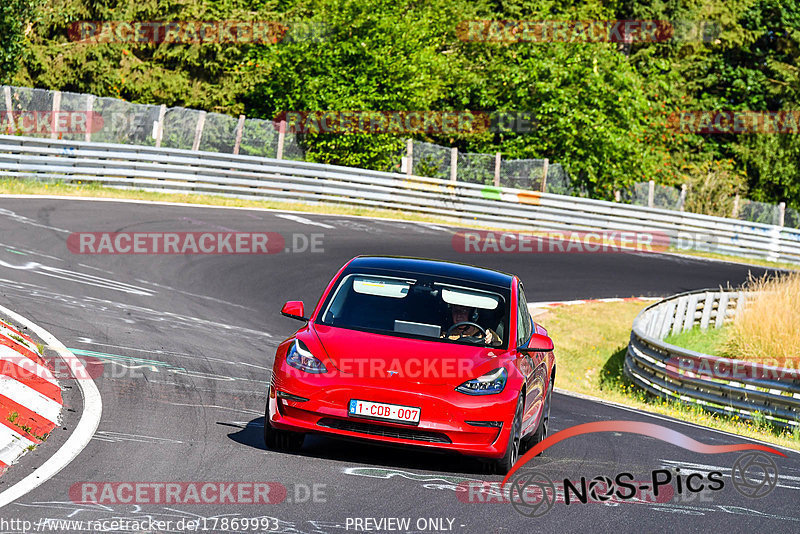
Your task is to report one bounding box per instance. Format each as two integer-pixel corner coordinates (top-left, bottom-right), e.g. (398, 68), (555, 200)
(446, 321), (487, 341)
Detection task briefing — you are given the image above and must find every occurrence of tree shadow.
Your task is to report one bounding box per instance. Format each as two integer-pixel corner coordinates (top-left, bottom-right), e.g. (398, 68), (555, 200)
(599, 345), (633, 392)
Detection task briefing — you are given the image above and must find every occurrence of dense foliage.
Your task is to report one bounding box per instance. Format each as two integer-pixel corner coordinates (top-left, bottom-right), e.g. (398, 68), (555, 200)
(6, 0), (800, 206)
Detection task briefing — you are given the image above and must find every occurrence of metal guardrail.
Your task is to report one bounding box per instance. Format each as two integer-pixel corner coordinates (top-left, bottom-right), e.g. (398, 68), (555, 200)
(1, 134), (800, 264)
(625, 289), (800, 428)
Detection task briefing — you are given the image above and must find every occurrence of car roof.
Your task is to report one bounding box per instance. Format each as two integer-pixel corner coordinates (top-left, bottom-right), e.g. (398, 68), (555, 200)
(343, 256), (514, 289)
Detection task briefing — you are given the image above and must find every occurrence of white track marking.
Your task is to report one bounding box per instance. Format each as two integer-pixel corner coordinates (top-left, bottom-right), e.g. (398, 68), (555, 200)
(0, 259), (153, 296)
(0, 345), (58, 386)
(0, 304), (102, 510)
(0, 208), (70, 234)
(72, 338), (273, 370)
(0, 424), (36, 465)
(91, 431), (183, 444)
(166, 402), (263, 416)
(0, 323), (39, 354)
(0, 376), (61, 424)
(528, 297), (661, 309)
(0, 241), (64, 262)
(658, 458), (800, 491)
(131, 279), (255, 311)
(273, 213), (335, 228)
(0, 279), (269, 340)
(418, 223), (453, 233)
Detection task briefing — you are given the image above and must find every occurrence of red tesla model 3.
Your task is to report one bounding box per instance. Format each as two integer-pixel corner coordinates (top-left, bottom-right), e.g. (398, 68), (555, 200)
(265, 256), (556, 473)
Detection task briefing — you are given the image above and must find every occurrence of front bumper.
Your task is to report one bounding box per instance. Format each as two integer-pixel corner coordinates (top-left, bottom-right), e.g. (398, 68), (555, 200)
(268, 372), (517, 458)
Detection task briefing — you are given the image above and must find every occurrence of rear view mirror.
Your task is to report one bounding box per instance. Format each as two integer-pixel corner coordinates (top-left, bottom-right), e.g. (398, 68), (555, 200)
(281, 301), (308, 321)
(517, 333), (554, 353)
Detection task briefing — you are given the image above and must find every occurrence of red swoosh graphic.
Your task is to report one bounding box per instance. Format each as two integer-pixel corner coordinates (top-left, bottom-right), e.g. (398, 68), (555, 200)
(503, 420), (785, 484)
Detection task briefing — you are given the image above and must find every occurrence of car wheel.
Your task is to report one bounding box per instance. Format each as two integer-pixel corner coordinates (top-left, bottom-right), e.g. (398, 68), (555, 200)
(491, 394), (523, 475)
(264, 390), (305, 453)
(525, 384), (552, 455)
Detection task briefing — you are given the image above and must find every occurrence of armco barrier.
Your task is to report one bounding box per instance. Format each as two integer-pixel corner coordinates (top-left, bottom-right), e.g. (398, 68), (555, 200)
(625, 289), (800, 428)
(1, 134), (800, 264)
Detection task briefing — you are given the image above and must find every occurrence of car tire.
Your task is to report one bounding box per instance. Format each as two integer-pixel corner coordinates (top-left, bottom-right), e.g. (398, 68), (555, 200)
(264, 390), (305, 453)
(525, 383), (552, 456)
(490, 394), (523, 475)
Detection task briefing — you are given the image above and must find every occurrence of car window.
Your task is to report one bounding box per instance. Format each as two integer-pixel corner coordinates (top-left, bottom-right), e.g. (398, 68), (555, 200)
(319, 272), (509, 348)
(517, 285), (533, 346)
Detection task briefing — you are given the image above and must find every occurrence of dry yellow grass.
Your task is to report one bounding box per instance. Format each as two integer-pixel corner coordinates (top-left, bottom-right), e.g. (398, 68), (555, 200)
(722, 273), (800, 366)
(538, 301), (800, 451)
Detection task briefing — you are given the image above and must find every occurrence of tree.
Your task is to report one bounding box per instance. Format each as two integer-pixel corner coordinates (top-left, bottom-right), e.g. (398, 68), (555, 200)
(0, 0), (40, 83)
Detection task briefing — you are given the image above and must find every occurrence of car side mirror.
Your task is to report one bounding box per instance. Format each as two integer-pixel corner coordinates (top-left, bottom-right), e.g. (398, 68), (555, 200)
(517, 333), (554, 353)
(281, 300), (308, 321)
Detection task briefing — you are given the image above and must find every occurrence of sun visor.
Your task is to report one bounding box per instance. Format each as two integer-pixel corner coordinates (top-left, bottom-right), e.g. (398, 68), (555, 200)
(352, 277), (410, 298)
(440, 287), (500, 309)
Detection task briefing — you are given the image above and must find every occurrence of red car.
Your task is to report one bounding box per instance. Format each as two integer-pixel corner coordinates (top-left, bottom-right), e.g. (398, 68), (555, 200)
(264, 256), (556, 473)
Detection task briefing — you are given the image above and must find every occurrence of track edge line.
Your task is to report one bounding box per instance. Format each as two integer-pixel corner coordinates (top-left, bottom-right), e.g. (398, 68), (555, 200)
(0, 304), (102, 509)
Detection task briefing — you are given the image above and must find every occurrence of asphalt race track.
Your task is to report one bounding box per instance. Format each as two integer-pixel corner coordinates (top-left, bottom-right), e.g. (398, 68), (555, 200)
(0, 197), (797, 533)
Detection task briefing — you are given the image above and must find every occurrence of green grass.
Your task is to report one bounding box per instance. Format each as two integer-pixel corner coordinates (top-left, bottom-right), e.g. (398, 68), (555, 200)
(0, 178), (797, 271)
(664, 326), (729, 356)
(537, 301), (800, 451)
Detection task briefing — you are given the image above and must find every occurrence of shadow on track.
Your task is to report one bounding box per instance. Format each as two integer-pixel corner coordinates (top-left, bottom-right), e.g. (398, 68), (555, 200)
(223, 417), (498, 476)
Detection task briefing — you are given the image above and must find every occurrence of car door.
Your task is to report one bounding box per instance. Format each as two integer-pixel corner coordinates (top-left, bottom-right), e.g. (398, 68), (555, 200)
(517, 284), (546, 435)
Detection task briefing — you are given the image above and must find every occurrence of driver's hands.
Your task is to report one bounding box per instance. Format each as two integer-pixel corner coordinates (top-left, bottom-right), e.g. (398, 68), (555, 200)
(484, 328), (501, 346)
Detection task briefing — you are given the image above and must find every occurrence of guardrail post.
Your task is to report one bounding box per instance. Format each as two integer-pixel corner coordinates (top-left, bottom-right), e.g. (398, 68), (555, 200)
(192, 111), (206, 151)
(276, 120), (286, 159)
(4, 86), (13, 134)
(614, 189), (620, 202)
(678, 184), (687, 211)
(648, 180), (655, 208)
(732, 193), (740, 218)
(671, 296), (687, 335)
(450, 147), (458, 182)
(50, 90), (61, 140)
(683, 293), (700, 332)
(493, 152), (500, 187)
(84, 95), (94, 142)
(406, 139), (413, 177)
(154, 104), (166, 147)
(232, 114), (245, 155)
(734, 291), (746, 319)
(765, 203), (786, 262)
(715, 292), (729, 328)
(699, 292), (714, 329)
(541, 158), (549, 192)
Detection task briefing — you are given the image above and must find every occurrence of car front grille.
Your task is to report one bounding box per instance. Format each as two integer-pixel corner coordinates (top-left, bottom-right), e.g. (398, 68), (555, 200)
(317, 418), (452, 444)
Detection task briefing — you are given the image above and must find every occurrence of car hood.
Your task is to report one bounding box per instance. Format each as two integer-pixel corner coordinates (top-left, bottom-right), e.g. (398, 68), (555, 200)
(310, 324), (505, 385)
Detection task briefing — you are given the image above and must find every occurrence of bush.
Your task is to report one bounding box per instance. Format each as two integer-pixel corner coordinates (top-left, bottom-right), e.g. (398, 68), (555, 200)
(682, 160), (748, 217)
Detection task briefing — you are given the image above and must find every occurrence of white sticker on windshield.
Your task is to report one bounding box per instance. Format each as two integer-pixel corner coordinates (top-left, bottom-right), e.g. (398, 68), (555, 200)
(352, 277), (410, 298)
(441, 287), (500, 309)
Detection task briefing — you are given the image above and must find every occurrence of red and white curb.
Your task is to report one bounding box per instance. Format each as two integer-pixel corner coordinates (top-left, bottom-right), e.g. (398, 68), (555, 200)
(528, 296), (660, 317)
(0, 305), (102, 509)
(0, 318), (63, 476)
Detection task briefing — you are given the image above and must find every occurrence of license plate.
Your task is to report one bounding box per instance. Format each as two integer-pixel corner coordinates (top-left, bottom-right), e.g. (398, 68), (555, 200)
(348, 399), (421, 424)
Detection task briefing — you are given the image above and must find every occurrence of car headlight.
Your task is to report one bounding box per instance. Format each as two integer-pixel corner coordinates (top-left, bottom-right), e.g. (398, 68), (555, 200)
(286, 339), (328, 374)
(456, 368), (507, 395)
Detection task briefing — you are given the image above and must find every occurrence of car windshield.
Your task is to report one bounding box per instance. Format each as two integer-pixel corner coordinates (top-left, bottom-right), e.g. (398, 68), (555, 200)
(318, 273), (509, 348)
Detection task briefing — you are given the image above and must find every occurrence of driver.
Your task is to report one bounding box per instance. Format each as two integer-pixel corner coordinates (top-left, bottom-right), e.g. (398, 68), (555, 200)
(442, 304), (501, 346)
